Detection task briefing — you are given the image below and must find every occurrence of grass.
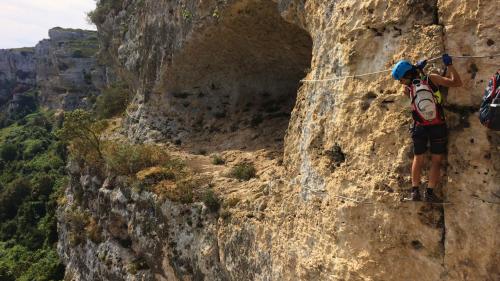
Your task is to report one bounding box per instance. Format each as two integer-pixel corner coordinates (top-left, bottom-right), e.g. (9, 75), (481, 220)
(161, 178), (196, 203)
(223, 197), (240, 208)
(66, 37), (99, 58)
(210, 154), (225, 165)
(136, 166), (176, 184)
(10, 47), (35, 53)
(104, 143), (175, 176)
(229, 163), (256, 181)
(63, 208), (90, 247)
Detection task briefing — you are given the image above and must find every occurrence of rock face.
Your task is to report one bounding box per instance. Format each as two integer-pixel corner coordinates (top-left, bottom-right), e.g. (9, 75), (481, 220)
(0, 48), (36, 106)
(0, 27), (108, 114)
(59, 0), (499, 280)
(35, 27), (109, 110)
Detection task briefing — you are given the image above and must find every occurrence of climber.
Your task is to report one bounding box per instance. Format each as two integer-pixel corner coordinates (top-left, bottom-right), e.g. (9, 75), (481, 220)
(391, 54), (462, 202)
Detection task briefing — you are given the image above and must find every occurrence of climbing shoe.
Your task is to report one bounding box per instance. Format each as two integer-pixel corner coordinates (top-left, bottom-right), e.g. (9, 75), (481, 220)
(405, 186), (421, 201)
(423, 188), (442, 203)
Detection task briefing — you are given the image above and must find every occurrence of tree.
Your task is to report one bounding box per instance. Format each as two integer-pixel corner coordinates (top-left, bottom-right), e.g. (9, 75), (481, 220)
(55, 110), (107, 165)
(0, 144), (17, 161)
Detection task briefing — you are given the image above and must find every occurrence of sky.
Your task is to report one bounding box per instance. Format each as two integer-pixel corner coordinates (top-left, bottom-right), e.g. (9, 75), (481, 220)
(0, 0), (97, 49)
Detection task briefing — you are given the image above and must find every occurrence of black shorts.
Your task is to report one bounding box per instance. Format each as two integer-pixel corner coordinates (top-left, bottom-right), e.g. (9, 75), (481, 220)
(411, 124), (448, 155)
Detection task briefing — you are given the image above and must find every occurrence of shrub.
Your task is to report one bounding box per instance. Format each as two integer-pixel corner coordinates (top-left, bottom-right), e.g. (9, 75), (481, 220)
(25, 113), (51, 130)
(104, 143), (172, 176)
(64, 209), (90, 247)
(0, 144), (17, 161)
(31, 174), (54, 198)
(0, 111), (66, 280)
(22, 139), (46, 159)
(0, 266), (15, 281)
(95, 83), (131, 119)
(202, 190), (221, 213)
(87, 0), (123, 24)
(210, 154), (225, 165)
(56, 109), (106, 168)
(229, 163), (256, 181)
(0, 243), (64, 281)
(136, 166), (176, 185)
(169, 179), (195, 203)
(0, 179), (31, 220)
(15, 247), (65, 281)
(25, 152), (64, 173)
(127, 257), (149, 275)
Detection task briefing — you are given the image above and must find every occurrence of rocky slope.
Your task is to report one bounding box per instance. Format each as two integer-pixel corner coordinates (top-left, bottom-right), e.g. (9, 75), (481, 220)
(0, 27), (108, 116)
(59, 0), (499, 280)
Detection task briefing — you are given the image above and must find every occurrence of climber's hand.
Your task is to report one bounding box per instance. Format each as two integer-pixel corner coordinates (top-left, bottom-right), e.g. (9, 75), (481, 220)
(442, 54), (453, 66)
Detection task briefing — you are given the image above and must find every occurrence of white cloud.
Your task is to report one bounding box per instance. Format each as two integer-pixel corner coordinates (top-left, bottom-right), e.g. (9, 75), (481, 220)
(0, 0), (97, 49)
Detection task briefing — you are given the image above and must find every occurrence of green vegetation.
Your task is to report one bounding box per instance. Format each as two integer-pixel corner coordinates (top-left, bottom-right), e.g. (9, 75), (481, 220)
(0, 111), (67, 280)
(0, 89), (38, 127)
(202, 190), (221, 213)
(210, 154), (225, 165)
(0, 243), (65, 281)
(229, 163), (256, 181)
(66, 36), (99, 58)
(87, 0), (123, 24)
(55, 109), (107, 170)
(95, 82), (131, 119)
(62, 208), (90, 247)
(171, 178), (196, 203)
(182, 9), (193, 20)
(57, 110), (195, 203)
(126, 257), (149, 275)
(104, 143), (175, 176)
(10, 47), (35, 53)
(57, 110), (179, 178)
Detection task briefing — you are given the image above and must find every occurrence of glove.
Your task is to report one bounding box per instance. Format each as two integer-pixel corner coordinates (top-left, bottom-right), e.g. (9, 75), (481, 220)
(442, 54), (453, 66)
(415, 59), (427, 70)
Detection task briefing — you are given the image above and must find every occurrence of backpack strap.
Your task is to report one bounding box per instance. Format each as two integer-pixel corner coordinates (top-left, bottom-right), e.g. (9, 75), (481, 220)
(423, 75), (439, 92)
(491, 72), (499, 100)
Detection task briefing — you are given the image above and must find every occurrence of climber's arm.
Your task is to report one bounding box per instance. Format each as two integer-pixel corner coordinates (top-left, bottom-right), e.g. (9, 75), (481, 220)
(429, 65), (463, 88)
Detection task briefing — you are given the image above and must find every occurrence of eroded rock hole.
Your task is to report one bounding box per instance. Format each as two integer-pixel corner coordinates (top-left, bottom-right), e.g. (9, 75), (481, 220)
(163, 0), (312, 152)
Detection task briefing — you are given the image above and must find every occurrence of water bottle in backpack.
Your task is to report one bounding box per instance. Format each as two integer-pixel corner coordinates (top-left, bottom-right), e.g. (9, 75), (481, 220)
(408, 78), (444, 126)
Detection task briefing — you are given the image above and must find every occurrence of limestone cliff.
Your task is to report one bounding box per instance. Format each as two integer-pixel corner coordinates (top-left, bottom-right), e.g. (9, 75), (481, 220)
(35, 27), (109, 110)
(0, 27), (108, 115)
(59, 0), (499, 280)
(0, 47), (37, 121)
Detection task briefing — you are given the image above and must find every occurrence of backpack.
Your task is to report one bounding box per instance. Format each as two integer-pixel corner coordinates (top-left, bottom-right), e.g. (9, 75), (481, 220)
(408, 78), (445, 126)
(479, 71), (500, 130)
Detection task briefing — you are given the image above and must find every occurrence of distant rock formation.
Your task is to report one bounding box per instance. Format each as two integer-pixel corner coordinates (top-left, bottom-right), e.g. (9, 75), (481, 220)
(0, 48), (36, 107)
(0, 27), (111, 123)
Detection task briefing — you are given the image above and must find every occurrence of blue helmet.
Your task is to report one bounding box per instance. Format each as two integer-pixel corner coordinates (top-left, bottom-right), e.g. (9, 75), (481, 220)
(391, 60), (414, 80)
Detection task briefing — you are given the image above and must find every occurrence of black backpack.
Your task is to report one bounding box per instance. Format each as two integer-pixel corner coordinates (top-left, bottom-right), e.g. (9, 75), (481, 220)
(479, 70), (500, 130)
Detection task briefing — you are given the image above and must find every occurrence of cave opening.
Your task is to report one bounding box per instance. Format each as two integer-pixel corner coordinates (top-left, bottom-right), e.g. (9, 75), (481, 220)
(162, 0), (312, 153)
